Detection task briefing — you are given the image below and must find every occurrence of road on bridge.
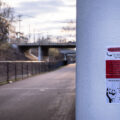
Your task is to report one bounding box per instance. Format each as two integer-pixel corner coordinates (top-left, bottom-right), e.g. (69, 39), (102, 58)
(0, 64), (76, 120)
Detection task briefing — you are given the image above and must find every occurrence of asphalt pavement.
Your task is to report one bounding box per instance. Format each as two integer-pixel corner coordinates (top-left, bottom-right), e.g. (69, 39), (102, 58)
(0, 64), (76, 120)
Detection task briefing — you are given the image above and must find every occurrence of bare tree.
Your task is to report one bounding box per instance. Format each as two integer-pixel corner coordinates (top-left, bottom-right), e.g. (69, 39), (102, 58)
(62, 21), (76, 31)
(37, 35), (52, 44)
(0, 0), (14, 43)
(61, 20), (76, 42)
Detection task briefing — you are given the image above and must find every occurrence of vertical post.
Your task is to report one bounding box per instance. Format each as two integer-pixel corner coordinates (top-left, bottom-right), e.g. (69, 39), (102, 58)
(34, 63), (36, 74)
(33, 63), (35, 75)
(50, 62), (53, 71)
(44, 62), (46, 72)
(32, 62), (34, 75)
(31, 62), (32, 75)
(27, 63), (29, 77)
(43, 63), (45, 72)
(38, 46), (42, 61)
(36, 63), (38, 74)
(38, 63), (39, 74)
(34, 29), (36, 43)
(49, 62), (51, 71)
(41, 63), (43, 73)
(35, 63), (36, 74)
(18, 15), (22, 39)
(47, 62), (49, 71)
(6, 62), (9, 83)
(77, 0), (120, 120)
(21, 62), (23, 79)
(29, 24), (31, 41)
(39, 63), (40, 73)
(15, 63), (17, 81)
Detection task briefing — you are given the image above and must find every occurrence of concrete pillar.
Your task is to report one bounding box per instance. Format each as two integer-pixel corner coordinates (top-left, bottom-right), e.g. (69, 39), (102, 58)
(77, 0), (120, 120)
(64, 54), (67, 61)
(38, 47), (49, 61)
(38, 46), (42, 61)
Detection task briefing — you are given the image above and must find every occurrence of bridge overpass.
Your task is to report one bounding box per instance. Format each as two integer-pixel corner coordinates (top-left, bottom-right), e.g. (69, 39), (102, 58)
(18, 43), (76, 61)
(18, 43), (76, 48)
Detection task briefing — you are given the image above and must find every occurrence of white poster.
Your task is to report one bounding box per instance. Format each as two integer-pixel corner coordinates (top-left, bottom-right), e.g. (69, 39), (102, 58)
(106, 47), (120, 103)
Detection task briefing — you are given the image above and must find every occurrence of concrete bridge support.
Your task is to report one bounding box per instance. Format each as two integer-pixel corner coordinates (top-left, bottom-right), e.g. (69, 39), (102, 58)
(38, 46), (42, 61)
(38, 46), (49, 61)
(64, 54), (67, 61)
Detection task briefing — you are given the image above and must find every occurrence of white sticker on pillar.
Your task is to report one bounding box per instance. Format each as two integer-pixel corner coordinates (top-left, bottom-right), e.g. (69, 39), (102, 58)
(106, 47), (120, 103)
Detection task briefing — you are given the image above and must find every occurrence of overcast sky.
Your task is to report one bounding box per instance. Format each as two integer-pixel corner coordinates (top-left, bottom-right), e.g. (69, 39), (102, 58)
(3, 0), (76, 41)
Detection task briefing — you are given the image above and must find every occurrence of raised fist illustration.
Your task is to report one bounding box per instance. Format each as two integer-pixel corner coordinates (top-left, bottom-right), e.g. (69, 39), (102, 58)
(106, 88), (116, 103)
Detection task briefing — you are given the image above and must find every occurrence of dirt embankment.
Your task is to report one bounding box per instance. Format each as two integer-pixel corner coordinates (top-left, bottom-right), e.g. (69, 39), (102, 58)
(0, 45), (29, 61)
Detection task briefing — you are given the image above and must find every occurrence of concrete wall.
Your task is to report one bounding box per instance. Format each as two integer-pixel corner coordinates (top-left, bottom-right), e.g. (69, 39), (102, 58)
(77, 0), (120, 120)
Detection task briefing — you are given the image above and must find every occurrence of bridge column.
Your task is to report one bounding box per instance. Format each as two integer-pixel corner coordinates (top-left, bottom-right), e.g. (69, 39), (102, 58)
(38, 46), (42, 61)
(64, 54), (67, 61)
(38, 47), (49, 61)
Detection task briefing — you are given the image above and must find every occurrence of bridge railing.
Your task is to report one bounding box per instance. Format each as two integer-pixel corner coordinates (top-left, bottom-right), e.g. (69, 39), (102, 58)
(0, 61), (66, 85)
(17, 42), (76, 46)
(11, 40), (76, 46)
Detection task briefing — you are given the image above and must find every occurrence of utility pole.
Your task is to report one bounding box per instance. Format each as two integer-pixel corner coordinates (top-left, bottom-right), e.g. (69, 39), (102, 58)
(33, 29), (36, 43)
(18, 15), (22, 39)
(28, 24), (31, 42)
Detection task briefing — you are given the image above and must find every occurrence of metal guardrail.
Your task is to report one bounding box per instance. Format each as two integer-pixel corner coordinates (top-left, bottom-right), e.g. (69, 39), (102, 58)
(0, 61), (66, 84)
(11, 41), (76, 45)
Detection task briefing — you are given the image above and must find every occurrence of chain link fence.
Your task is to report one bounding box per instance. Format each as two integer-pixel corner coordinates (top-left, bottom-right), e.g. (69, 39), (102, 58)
(0, 61), (66, 84)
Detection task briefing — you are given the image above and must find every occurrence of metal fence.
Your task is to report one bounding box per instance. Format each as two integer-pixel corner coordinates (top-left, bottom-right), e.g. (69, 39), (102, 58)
(0, 61), (65, 84)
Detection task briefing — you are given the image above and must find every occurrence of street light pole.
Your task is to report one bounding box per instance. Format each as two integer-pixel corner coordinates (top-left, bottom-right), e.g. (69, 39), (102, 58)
(33, 29), (36, 43)
(28, 24), (31, 42)
(18, 15), (22, 39)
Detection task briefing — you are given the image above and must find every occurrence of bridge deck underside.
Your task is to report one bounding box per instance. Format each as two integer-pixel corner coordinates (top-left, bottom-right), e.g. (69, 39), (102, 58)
(18, 45), (76, 49)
